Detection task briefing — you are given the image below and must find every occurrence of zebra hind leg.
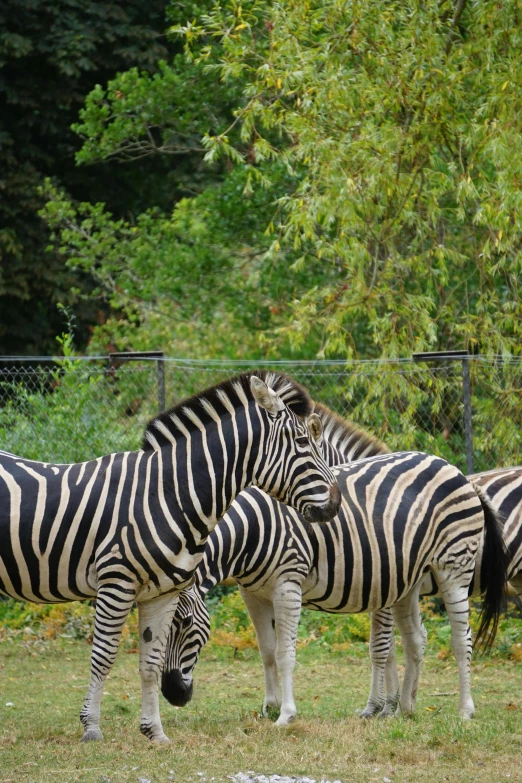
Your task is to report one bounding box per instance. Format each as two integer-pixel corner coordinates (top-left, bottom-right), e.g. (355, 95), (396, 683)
(433, 575), (474, 720)
(359, 609), (394, 718)
(80, 584), (136, 742)
(239, 588), (281, 715)
(391, 584), (426, 717)
(138, 591), (181, 742)
(273, 580), (303, 727)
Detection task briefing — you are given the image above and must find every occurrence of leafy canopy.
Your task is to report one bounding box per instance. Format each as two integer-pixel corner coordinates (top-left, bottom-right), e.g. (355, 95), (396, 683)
(43, 0), (522, 358)
(180, 0), (522, 357)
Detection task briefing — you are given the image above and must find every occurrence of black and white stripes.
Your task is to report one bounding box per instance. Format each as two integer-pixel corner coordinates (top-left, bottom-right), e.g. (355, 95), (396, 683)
(163, 408), (508, 724)
(0, 372), (341, 742)
(363, 465), (521, 717)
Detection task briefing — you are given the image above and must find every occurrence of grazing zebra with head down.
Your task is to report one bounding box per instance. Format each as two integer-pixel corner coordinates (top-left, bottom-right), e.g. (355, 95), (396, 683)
(0, 372), (341, 743)
(162, 407), (509, 724)
(361, 464), (522, 719)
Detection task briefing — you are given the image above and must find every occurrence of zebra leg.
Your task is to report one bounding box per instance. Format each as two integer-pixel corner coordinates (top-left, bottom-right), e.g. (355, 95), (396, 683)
(434, 578), (474, 719)
(138, 591), (181, 742)
(381, 631), (400, 717)
(509, 572), (522, 599)
(273, 580), (303, 727)
(391, 585), (426, 717)
(360, 609), (392, 718)
(239, 588), (281, 714)
(80, 584), (136, 742)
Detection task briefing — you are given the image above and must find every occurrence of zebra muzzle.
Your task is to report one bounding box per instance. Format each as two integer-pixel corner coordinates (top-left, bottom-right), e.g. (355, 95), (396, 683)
(161, 669), (194, 707)
(303, 483), (342, 524)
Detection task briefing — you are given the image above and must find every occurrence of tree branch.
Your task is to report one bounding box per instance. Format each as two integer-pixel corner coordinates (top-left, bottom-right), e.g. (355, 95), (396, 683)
(445, 0), (468, 54)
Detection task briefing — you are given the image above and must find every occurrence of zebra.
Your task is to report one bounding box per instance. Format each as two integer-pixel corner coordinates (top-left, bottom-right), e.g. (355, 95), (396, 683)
(162, 408), (508, 724)
(360, 465), (522, 719)
(161, 405), (390, 708)
(161, 585), (210, 706)
(0, 371), (342, 743)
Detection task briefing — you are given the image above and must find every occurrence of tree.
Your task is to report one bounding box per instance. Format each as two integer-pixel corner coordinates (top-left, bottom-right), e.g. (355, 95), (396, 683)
(185, 0), (522, 357)
(43, 0), (522, 359)
(0, 0), (172, 354)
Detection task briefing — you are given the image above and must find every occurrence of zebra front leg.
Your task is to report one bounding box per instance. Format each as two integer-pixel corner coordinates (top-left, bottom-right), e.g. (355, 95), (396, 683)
(391, 585), (426, 717)
(239, 588), (281, 714)
(434, 578), (474, 719)
(138, 591), (180, 742)
(381, 630), (400, 717)
(360, 609), (394, 718)
(80, 584), (136, 742)
(273, 580), (303, 727)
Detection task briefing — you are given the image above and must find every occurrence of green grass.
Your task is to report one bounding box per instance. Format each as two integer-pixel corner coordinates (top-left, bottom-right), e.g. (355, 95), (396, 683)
(1, 635), (522, 783)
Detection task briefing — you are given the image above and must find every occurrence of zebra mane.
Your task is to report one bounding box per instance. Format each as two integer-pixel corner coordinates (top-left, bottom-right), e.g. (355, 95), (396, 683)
(313, 401), (390, 459)
(142, 370), (312, 451)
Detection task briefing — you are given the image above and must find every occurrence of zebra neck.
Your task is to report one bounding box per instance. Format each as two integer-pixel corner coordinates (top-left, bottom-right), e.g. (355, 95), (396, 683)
(195, 508), (250, 592)
(158, 409), (263, 532)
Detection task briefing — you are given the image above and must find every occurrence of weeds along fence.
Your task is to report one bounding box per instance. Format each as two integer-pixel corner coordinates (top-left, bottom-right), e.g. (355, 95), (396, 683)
(0, 352), (521, 473)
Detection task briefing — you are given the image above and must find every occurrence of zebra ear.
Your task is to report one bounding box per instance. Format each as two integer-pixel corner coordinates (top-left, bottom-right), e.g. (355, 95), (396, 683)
(307, 413), (323, 444)
(250, 376), (285, 415)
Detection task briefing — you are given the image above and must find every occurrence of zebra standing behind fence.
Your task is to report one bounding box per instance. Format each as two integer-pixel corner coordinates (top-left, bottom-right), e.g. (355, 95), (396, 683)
(162, 406), (509, 724)
(0, 371), (341, 742)
(361, 465), (522, 718)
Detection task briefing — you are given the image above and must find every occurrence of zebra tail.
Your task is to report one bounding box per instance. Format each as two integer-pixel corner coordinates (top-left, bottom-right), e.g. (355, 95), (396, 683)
(473, 484), (509, 652)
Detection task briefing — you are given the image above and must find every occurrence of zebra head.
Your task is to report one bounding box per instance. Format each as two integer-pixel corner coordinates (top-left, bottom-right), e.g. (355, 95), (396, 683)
(161, 586), (210, 707)
(249, 375), (341, 523)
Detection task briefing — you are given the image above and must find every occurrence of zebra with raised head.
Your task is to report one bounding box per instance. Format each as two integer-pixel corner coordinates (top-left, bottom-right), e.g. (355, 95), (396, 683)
(360, 464), (522, 719)
(0, 371), (341, 742)
(162, 407), (509, 724)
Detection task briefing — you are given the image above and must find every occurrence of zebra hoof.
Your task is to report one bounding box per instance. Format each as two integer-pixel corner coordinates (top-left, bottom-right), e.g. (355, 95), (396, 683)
(140, 723), (171, 743)
(81, 729), (104, 742)
(274, 713), (296, 727)
(358, 704), (382, 719)
(377, 707), (395, 719)
(152, 733), (171, 744)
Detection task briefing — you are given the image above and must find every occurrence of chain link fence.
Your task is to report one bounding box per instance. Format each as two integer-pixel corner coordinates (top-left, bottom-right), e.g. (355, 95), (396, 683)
(0, 353), (521, 474)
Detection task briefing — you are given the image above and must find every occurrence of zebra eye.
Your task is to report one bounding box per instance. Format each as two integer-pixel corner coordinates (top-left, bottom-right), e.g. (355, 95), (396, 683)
(295, 436), (309, 447)
(182, 616), (193, 629)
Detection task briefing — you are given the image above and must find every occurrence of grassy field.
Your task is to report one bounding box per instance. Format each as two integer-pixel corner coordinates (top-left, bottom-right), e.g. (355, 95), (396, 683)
(1, 632), (522, 783)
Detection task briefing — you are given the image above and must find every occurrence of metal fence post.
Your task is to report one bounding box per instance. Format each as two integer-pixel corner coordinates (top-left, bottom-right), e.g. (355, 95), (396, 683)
(413, 350), (473, 472)
(108, 350), (165, 413)
(157, 356), (166, 413)
(461, 356), (474, 474)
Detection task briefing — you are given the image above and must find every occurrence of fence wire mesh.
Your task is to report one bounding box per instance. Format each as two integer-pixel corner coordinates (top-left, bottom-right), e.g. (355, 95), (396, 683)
(0, 355), (521, 474)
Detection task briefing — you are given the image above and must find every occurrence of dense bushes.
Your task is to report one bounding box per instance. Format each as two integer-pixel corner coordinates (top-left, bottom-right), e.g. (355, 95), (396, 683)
(2, 590), (521, 662)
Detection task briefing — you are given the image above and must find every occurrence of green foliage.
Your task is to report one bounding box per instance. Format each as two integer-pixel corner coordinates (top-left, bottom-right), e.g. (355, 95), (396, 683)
(74, 56), (236, 172)
(41, 160), (337, 358)
(2, 589), (521, 662)
(0, 598), (96, 641)
(211, 589), (254, 633)
(0, 326), (156, 462)
(40, 0), (522, 360)
(0, 0), (173, 354)
(298, 609), (371, 648)
(176, 0), (522, 358)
